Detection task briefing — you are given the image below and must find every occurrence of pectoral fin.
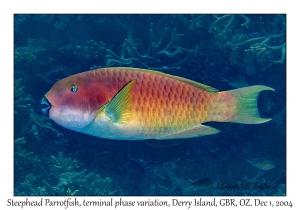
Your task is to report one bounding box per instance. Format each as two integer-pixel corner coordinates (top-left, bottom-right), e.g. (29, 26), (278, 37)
(157, 124), (220, 140)
(105, 80), (135, 123)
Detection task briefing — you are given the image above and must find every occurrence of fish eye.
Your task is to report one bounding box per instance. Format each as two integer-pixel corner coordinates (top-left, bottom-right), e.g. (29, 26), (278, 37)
(69, 85), (78, 93)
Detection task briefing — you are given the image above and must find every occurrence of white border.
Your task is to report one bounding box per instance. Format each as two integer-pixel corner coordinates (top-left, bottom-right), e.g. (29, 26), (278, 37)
(1, 0), (298, 209)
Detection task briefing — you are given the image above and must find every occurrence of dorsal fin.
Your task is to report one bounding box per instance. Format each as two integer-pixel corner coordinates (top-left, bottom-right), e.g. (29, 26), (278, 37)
(109, 67), (219, 93)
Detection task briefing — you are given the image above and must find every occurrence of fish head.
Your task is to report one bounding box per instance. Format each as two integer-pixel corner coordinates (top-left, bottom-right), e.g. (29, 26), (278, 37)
(42, 73), (108, 131)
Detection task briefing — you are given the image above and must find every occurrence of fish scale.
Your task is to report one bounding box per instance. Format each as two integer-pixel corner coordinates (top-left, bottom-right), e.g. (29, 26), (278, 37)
(99, 68), (226, 135)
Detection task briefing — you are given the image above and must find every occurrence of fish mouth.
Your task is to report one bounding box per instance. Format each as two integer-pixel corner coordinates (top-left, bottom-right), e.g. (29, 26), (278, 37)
(41, 96), (52, 116)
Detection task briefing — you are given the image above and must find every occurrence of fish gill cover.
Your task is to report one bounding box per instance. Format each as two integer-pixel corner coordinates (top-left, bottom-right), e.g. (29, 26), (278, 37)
(14, 14), (286, 196)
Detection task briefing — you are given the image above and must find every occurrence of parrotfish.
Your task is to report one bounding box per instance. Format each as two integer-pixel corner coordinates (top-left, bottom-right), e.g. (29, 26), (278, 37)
(41, 67), (274, 140)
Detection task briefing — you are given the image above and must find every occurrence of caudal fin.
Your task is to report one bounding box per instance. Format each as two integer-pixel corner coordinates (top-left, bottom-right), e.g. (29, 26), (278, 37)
(228, 85), (274, 124)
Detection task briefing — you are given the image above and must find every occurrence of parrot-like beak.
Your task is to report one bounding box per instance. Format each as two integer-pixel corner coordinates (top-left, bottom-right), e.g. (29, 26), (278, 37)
(41, 96), (51, 116)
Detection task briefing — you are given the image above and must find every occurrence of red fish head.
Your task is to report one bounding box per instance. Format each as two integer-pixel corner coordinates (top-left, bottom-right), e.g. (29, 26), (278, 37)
(42, 73), (108, 131)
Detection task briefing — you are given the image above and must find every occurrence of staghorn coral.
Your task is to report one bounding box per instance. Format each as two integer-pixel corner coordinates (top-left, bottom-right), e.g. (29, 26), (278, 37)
(105, 22), (195, 70)
(190, 14), (285, 72)
(227, 15), (286, 71)
(190, 14), (254, 44)
(208, 15), (253, 33)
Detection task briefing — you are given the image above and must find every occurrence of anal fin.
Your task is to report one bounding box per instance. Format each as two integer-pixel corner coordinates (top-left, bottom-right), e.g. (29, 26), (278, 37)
(156, 124), (220, 140)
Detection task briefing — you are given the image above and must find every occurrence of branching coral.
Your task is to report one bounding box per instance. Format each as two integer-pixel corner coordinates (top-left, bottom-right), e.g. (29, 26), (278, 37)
(227, 16), (286, 71)
(105, 23), (195, 70)
(14, 78), (33, 116)
(43, 152), (116, 195)
(14, 38), (46, 66)
(15, 173), (38, 196)
(74, 40), (106, 61)
(15, 151), (117, 196)
(190, 14), (285, 72)
(58, 171), (116, 195)
(190, 15), (254, 41)
(208, 15), (253, 33)
(49, 152), (81, 172)
(14, 137), (41, 173)
(15, 140), (41, 168)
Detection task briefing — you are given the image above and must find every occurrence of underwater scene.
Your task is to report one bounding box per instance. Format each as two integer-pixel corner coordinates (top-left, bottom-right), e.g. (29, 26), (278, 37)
(14, 14), (286, 196)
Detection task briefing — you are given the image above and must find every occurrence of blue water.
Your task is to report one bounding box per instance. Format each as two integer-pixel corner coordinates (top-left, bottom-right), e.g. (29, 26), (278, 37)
(14, 14), (286, 196)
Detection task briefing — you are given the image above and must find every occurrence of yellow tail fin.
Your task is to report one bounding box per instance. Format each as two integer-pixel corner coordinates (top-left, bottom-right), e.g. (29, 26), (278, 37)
(228, 85), (275, 124)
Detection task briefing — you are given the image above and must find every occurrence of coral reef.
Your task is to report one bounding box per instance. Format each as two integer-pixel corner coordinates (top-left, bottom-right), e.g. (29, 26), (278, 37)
(227, 15), (286, 71)
(14, 78), (33, 117)
(189, 14), (286, 75)
(14, 14), (29, 32)
(15, 152), (117, 196)
(74, 40), (106, 61)
(105, 22), (195, 70)
(41, 152), (116, 196)
(54, 21), (67, 30)
(14, 38), (46, 68)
